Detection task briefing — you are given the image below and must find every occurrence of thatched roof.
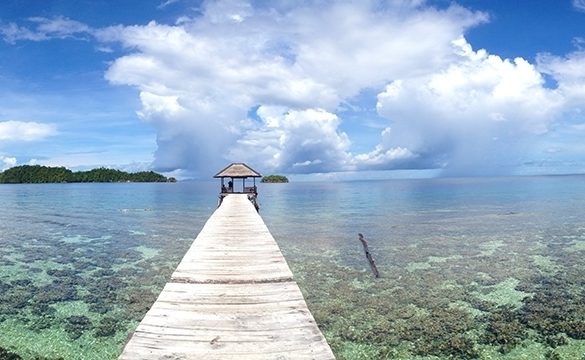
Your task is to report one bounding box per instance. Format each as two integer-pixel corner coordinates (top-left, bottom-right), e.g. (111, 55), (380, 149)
(214, 163), (262, 178)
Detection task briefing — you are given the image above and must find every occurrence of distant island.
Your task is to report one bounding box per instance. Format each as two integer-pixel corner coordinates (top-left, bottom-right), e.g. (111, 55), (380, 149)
(0, 165), (176, 184)
(261, 175), (289, 183)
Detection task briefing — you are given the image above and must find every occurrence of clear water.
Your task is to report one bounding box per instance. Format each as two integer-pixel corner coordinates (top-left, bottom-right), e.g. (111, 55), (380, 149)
(0, 177), (584, 359)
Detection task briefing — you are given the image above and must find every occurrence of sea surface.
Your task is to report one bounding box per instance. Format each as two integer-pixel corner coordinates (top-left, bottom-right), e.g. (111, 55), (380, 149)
(0, 177), (584, 359)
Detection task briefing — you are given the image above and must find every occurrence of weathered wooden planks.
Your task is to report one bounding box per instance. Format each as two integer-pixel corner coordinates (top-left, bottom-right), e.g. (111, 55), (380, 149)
(119, 194), (335, 359)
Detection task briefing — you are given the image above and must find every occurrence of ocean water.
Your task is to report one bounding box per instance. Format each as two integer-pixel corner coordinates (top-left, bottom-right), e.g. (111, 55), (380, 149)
(0, 177), (584, 359)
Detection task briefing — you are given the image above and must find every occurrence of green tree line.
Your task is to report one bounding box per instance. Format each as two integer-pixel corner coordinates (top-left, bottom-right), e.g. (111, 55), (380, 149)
(0, 165), (176, 184)
(261, 175), (289, 183)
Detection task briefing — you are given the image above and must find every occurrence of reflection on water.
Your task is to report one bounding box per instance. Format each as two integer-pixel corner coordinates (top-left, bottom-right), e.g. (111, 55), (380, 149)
(0, 177), (584, 359)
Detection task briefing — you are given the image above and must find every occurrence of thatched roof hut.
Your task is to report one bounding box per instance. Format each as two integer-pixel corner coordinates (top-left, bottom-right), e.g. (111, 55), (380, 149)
(214, 163), (261, 197)
(214, 163), (261, 179)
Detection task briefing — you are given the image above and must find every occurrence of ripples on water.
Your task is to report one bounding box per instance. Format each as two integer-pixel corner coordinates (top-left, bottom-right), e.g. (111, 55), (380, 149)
(0, 177), (584, 359)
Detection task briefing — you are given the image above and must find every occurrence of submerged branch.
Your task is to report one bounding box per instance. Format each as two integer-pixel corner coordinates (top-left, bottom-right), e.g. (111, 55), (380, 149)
(358, 233), (380, 278)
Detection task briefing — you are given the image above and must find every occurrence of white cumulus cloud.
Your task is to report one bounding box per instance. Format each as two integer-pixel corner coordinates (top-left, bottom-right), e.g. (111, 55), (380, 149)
(538, 50), (585, 107)
(376, 37), (564, 175)
(97, 0), (487, 176)
(0, 156), (17, 170)
(353, 127), (419, 170)
(230, 107), (351, 173)
(0, 121), (58, 142)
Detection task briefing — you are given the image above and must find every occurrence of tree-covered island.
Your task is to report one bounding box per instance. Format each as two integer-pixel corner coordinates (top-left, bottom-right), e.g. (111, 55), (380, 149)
(261, 175), (289, 183)
(0, 165), (176, 184)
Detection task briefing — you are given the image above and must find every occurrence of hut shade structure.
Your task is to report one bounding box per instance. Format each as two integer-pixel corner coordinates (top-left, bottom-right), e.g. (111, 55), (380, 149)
(214, 163), (262, 178)
(214, 163), (261, 194)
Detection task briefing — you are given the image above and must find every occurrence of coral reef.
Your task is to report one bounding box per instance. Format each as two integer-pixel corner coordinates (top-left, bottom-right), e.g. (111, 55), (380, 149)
(283, 218), (585, 360)
(0, 347), (22, 360)
(0, 225), (193, 359)
(481, 305), (526, 353)
(64, 316), (92, 339)
(2, 180), (585, 359)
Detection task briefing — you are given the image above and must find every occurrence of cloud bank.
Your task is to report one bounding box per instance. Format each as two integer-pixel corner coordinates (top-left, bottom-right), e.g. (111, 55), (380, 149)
(3, 1), (585, 177)
(98, 0), (489, 176)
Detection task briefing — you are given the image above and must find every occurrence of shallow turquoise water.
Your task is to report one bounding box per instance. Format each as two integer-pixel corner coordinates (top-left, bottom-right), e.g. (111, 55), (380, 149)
(0, 177), (584, 359)
(261, 176), (584, 264)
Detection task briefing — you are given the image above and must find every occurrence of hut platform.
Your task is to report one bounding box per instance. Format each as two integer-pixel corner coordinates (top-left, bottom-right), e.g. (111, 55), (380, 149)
(119, 194), (335, 359)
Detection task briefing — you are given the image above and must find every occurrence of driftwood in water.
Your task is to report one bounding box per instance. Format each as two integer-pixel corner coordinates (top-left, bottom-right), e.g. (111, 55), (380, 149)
(358, 233), (380, 278)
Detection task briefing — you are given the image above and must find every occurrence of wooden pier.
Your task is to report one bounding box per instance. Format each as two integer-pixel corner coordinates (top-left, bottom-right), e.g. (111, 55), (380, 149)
(119, 194), (335, 359)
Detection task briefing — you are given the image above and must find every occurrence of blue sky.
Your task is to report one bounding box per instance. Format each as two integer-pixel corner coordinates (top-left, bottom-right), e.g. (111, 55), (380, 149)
(1, 0), (585, 179)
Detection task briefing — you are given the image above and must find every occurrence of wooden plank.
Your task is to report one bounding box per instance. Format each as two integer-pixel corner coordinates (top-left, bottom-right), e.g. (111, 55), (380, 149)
(119, 194), (335, 359)
(170, 195), (294, 285)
